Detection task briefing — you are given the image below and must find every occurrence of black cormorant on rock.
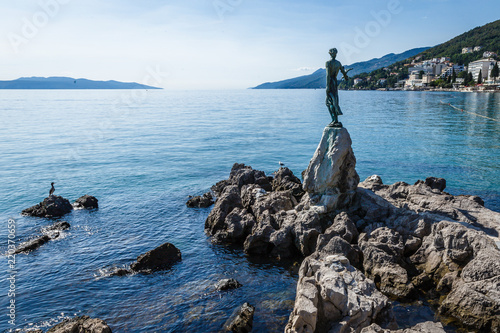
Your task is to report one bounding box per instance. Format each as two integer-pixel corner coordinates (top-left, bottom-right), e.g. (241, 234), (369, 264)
(49, 182), (55, 197)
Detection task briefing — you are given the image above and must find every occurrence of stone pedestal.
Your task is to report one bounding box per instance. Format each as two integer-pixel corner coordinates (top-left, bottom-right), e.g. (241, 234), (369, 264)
(302, 127), (359, 213)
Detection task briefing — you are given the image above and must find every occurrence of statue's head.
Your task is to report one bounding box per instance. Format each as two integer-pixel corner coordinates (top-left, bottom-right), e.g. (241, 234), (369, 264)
(329, 48), (338, 58)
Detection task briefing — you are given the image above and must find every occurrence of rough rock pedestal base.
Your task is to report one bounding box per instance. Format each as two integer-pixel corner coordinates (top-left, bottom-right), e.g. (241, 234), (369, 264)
(301, 127), (359, 213)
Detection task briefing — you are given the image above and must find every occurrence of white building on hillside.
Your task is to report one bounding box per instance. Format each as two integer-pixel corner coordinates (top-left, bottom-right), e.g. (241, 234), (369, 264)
(474, 46), (482, 52)
(353, 78), (363, 85)
(483, 51), (497, 58)
(462, 47), (473, 54)
(442, 65), (466, 77)
(468, 58), (496, 81)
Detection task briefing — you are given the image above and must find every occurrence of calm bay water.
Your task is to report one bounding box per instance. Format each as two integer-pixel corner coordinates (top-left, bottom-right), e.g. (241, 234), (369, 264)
(0, 89), (499, 332)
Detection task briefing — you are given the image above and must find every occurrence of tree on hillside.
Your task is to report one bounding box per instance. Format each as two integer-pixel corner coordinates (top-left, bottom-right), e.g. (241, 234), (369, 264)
(464, 73), (470, 86)
(478, 70), (483, 84)
(452, 68), (457, 83)
(465, 72), (475, 86)
(491, 62), (499, 83)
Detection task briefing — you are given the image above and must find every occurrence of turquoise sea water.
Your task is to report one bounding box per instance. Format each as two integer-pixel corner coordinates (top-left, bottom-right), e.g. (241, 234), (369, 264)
(0, 90), (499, 332)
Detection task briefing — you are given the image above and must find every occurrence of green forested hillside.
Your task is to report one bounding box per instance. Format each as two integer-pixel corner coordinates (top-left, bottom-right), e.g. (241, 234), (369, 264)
(419, 19), (500, 65)
(341, 19), (500, 90)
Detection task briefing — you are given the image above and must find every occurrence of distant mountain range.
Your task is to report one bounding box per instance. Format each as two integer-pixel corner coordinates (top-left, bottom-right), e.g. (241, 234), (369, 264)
(0, 77), (161, 89)
(252, 47), (430, 89)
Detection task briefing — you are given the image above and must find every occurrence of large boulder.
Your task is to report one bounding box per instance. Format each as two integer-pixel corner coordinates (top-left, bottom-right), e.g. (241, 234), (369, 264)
(22, 195), (73, 218)
(302, 127), (359, 213)
(47, 315), (111, 333)
(130, 242), (181, 273)
(409, 221), (500, 332)
(73, 195), (99, 209)
(285, 254), (395, 333)
(359, 228), (416, 300)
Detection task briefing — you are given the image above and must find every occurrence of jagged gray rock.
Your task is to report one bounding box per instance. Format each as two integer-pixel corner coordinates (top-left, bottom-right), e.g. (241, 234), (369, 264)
(354, 176), (500, 331)
(409, 221), (500, 332)
(205, 129), (500, 332)
(205, 163), (322, 259)
(361, 321), (446, 333)
(224, 302), (255, 333)
(359, 228), (416, 300)
(285, 254), (395, 333)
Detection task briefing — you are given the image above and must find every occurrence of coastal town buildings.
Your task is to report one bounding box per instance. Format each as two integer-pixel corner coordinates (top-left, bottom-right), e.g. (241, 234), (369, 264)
(441, 65), (465, 77)
(351, 49), (498, 91)
(468, 58), (496, 81)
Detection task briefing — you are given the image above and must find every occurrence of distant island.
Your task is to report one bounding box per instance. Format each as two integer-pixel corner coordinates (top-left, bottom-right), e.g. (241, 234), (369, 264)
(0, 77), (162, 89)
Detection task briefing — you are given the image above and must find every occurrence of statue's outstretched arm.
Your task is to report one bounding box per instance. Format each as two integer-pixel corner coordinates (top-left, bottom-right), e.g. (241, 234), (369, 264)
(341, 66), (352, 81)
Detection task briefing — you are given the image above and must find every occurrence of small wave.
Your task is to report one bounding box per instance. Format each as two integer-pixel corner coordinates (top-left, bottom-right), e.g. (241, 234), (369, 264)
(93, 265), (132, 279)
(12, 312), (81, 332)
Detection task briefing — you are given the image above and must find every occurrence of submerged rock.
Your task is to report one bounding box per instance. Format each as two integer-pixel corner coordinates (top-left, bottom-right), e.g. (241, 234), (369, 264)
(223, 302), (255, 333)
(46, 315), (112, 333)
(186, 192), (214, 208)
(22, 195), (73, 218)
(73, 195), (99, 209)
(14, 235), (51, 254)
(215, 278), (242, 291)
(44, 221), (71, 232)
(15, 221), (71, 254)
(130, 242), (181, 273)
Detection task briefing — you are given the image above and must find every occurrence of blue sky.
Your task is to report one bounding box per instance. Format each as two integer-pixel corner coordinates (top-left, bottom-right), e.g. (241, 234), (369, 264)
(1, 0), (499, 89)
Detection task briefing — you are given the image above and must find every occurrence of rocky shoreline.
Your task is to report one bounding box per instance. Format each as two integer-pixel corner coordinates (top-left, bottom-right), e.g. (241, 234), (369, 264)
(202, 126), (500, 332)
(14, 126), (499, 332)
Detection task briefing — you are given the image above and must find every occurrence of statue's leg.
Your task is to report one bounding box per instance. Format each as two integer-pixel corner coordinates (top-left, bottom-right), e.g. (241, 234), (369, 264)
(332, 112), (338, 123)
(327, 104), (335, 122)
